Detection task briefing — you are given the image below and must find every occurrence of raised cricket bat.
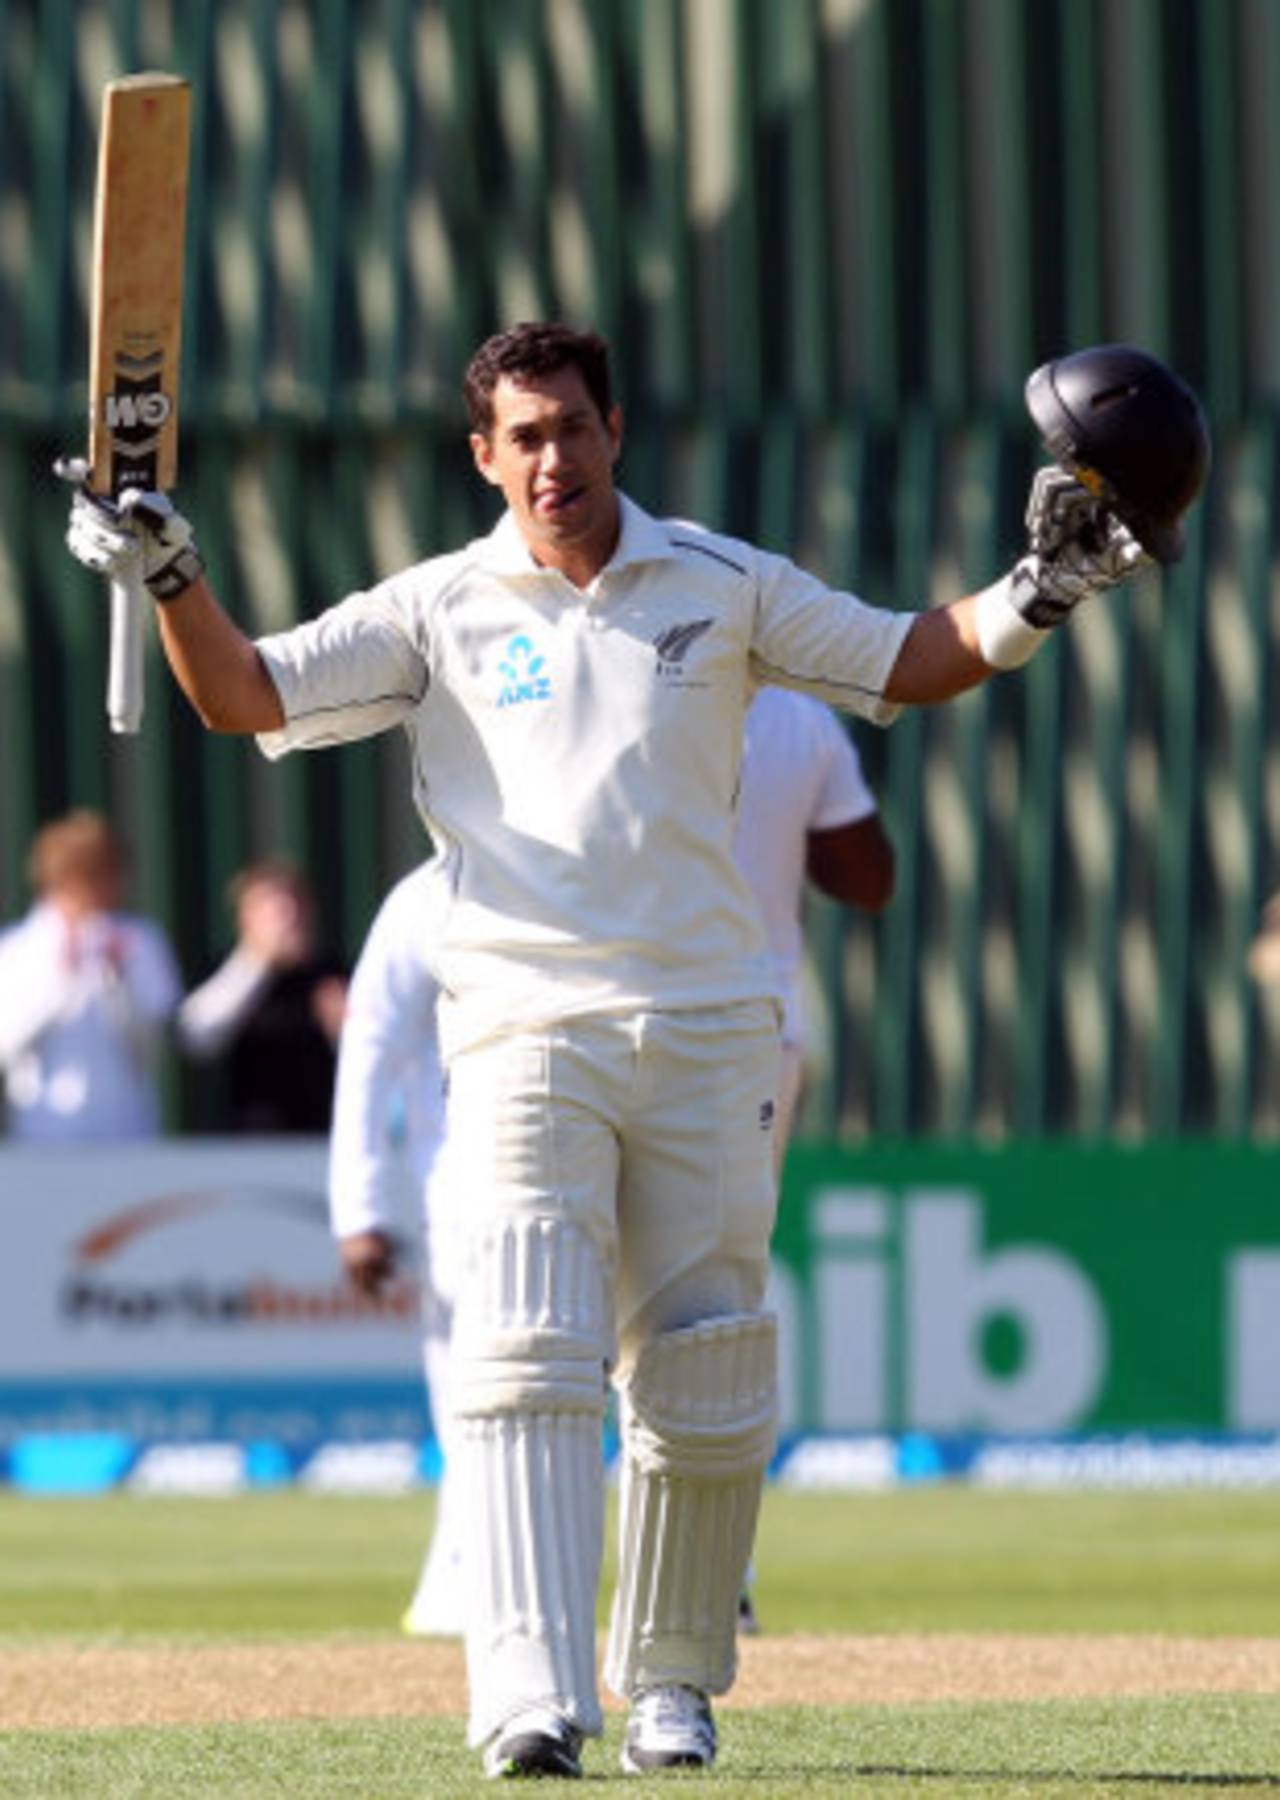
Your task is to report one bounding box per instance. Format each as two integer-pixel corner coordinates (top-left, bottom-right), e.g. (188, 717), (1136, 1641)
(87, 73), (191, 735)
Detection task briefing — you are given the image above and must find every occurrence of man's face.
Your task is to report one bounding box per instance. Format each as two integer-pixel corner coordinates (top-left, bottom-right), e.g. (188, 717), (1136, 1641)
(471, 366), (623, 572)
(237, 879), (313, 966)
(51, 856), (123, 920)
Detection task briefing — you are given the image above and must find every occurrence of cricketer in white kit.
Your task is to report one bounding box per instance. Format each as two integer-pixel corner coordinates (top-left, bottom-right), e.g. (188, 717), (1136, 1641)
(326, 861), (466, 1636)
(327, 688), (892, 1646)
(62, 321), (1150, 1779)
(733, 685), (895, 1167)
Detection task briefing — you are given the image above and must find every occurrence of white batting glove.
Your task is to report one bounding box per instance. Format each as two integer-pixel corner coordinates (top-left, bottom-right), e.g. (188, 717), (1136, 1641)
(974, 466), (1151, 668)
(57, 457), (205, 602)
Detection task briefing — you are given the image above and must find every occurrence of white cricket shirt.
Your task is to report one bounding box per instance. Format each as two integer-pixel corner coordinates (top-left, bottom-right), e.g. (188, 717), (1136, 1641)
(733, 688), (878, 1050)
(257, 495), (914, 1058)
(328, 861), (448, 1241)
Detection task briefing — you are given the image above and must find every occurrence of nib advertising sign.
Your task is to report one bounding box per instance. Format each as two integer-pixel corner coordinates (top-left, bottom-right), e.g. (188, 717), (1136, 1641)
(0, 1141), (425, 1444)
(770, 1141), (1280, 1436)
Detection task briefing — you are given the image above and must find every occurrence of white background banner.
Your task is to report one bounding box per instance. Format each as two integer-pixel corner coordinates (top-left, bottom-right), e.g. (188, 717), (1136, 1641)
(0, 1140), (422, 1383)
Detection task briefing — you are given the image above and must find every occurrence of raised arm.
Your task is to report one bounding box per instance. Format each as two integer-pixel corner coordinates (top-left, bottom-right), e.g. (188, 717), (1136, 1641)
(887, 468), (1151, 705)
(152, 577), (284, 732)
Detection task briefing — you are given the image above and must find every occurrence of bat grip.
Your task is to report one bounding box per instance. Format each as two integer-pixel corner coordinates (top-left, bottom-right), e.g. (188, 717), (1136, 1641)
(107, 556), (145, 735)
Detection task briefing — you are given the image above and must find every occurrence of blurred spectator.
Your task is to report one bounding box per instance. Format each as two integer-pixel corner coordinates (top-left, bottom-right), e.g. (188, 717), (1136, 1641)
(0, 810), (181, 1142)
(177, 860), (348, 1133)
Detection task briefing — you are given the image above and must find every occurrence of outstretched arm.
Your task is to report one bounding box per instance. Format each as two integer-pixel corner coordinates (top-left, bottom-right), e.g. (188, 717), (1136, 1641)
(884, 600), (990, 704)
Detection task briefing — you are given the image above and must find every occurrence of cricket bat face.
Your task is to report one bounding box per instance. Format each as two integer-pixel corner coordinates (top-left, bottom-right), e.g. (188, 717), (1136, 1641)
(88, 73), (191, 500)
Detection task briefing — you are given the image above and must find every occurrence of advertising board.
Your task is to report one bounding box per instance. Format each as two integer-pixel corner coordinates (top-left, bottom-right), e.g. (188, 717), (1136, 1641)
(3, 1139), (1278, 1445)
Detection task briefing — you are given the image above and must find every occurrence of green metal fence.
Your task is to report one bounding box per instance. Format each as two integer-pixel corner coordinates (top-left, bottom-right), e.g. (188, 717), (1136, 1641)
(14, 0), (1280, 427)
(3, 0), (1279, 1138)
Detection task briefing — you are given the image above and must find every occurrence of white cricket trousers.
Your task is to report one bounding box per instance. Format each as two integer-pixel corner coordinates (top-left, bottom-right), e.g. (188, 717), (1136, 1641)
(446, 1000), (782, 1745)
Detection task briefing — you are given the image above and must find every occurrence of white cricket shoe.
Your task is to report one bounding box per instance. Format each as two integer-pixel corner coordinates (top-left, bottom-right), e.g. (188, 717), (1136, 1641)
(483, 1705), (584, 1780)
(621, 1684), (717, 1773)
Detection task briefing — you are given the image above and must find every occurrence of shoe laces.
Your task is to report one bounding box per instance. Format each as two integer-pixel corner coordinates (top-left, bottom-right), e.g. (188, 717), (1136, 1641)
(497, 1704), (580, 1749)
(632, 1684), (712, 1736)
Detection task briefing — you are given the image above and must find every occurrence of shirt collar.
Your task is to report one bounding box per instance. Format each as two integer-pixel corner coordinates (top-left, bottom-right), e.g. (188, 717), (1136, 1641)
(476, 492), (679, 580)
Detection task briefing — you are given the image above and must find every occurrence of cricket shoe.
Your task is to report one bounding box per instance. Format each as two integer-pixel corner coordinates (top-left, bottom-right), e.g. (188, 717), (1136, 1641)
(483, 1706), (583, 1780)
(737, 1588), (761, 1635)
(621, 1684), (716, 1773)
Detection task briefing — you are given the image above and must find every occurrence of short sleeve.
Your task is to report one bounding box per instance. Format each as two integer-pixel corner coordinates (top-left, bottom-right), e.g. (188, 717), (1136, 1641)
(255, 578), (428, 757)
(749, 548), (915, 726)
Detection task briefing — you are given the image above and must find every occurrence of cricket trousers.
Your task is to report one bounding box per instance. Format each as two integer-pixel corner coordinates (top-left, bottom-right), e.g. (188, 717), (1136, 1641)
(444, 1000), (782, 1746)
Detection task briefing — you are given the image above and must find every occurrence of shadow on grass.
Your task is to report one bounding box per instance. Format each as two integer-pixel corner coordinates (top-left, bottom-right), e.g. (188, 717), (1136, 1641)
(841, 1769), (1280, 1790)
(703, 1763), (1280, 1791)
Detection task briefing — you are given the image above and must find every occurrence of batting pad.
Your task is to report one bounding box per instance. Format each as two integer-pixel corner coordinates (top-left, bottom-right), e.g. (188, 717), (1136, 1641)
(462, 1409), (605, 1745)
(604, 1311), (779, 1699)
(451, 1217), (610, 1747)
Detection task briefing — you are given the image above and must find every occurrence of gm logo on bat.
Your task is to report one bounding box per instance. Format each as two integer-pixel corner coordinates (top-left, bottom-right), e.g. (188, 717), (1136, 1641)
(101, 344), (173, 460)
(103, 389), (171, 432)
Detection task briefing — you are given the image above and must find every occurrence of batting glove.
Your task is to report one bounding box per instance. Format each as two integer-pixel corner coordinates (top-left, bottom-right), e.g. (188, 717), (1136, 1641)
(57, 456), (205, 603)
(974, 466), (1151, 669)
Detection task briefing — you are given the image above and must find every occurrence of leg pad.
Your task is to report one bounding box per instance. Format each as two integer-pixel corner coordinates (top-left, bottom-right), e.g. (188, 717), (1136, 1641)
(451, 1218), (610, 1747)
(605, 1311), (778, 1698)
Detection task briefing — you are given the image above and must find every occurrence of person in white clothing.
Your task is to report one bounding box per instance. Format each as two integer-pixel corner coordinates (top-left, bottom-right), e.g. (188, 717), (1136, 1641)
(61, 320), (1153, 1779)
(732, 686), (895, 1637)
(734, 686), (895, 1170)
(331, 700), (893, 1646)
(327, 860), (466, 1636)
(0, 810), (181, 1142)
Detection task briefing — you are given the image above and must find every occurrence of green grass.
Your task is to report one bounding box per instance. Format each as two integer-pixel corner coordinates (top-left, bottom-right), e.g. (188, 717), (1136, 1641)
(3, 1699), (1279, 1797)
(3, 1486), (1280, 1638)
(753, 1487), (1280, 1635)
(1, 1487), (1279, 1793)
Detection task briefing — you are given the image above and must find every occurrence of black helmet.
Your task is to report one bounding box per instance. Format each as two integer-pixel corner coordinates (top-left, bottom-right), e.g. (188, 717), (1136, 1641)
(1025, 344), (1211, 565)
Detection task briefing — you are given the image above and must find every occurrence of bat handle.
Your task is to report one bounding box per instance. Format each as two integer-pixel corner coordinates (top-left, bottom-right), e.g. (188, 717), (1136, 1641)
(107, 555), (145, 735)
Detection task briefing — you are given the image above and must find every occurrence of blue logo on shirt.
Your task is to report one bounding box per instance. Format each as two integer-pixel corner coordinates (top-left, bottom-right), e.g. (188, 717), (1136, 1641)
(496, 634), (552, 708)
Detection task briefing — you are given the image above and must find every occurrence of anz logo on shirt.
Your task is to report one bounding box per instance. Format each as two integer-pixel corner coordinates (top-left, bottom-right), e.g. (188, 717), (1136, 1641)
(496, 634), (552, 708)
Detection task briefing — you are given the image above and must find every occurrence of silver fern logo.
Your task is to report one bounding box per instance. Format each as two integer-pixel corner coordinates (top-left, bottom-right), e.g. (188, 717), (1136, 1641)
(652, 618), (713, 680)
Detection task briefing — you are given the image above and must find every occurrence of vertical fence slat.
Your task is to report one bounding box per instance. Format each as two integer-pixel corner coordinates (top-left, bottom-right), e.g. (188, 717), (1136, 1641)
(1152, 512), (1209, 1131)
(0, 1), (1271, 1143)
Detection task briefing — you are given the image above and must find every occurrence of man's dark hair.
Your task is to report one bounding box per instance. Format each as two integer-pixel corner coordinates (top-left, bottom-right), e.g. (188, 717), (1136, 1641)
(463, 322), (614, 435)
